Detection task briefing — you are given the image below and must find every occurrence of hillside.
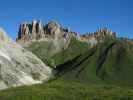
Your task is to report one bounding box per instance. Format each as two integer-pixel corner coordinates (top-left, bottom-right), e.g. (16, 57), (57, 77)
(25, 32), (133, 86)
(53, 37), (133, 86)
(26, 37), (89, 67)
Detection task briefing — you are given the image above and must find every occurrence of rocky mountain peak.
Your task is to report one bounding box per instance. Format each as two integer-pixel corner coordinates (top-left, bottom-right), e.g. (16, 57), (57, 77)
(16, 20), (77, 44)
(17, 20), (44, 41)
(80, 28), (116, 47)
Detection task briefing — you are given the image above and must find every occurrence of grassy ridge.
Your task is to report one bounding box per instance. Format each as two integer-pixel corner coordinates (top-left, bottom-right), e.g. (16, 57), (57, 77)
(52, 37), (133, 86)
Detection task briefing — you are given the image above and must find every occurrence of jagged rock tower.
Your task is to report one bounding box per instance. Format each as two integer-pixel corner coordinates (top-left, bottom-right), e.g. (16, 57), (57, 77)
(17, 20), (77, 43)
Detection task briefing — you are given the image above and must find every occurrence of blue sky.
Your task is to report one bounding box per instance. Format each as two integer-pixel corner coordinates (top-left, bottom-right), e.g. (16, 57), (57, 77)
(0, 0), (133, 39)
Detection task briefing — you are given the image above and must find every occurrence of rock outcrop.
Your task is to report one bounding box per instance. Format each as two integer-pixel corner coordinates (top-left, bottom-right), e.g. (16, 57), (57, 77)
(0, 28), (52, 90)
(80, 27), (116, 47)
(17, 20), (77, 43)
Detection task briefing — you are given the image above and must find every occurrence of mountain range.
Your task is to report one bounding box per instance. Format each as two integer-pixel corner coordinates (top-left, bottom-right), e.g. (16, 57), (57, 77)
(0, 20), (133, 100)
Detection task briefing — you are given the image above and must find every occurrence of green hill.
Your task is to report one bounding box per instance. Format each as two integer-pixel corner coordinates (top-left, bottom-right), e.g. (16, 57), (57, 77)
(54, 37), (133, 86)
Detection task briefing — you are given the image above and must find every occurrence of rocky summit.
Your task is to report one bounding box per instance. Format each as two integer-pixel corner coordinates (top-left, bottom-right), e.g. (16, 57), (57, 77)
(80, 27), (116, 47)
(17, 20), (77, 44)
(0, 28), (52, 90)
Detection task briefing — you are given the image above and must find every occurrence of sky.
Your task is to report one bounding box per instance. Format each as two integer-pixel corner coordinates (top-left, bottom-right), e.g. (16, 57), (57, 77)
(0, 0), (133, 40)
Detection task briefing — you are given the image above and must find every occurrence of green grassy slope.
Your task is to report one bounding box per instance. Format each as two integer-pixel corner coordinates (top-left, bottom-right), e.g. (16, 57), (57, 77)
(53, 37), (133, 86)
(26, 41), (55, 66)
(26, 41), (59, 67)
(50, 37), (89, 66)
(26, 37), (89, 67)
(26, 37), (133, 86)
(0, 80), (133, 100)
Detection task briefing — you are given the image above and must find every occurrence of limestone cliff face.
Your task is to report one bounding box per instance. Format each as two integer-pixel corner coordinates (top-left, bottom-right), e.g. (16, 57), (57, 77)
(17, 20), (77, 43)
(17, 20), (44, 41)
